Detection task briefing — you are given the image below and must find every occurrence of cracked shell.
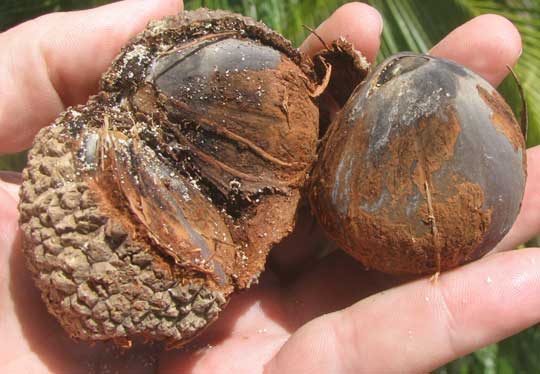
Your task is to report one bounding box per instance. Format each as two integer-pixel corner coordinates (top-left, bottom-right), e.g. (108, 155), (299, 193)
(309, 52), (527, 275)
(18, 9), (349, 347)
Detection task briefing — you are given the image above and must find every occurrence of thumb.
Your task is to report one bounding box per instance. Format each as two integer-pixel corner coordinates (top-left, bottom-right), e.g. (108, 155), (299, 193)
(0, 0), (183, 154)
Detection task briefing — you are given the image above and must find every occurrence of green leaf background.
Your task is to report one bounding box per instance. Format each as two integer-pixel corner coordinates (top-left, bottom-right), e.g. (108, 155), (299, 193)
(1, 1), (539, 372)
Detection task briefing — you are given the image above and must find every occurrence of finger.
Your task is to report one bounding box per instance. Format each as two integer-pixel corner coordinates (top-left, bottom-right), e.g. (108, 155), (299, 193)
(266, 248), (540, 373)
(429, 14), (522, 87)
(280, 251), (416, 328)
(300, 2), (382, 62)
(0, 0), (183, 154)
(494, 145), (540, 252)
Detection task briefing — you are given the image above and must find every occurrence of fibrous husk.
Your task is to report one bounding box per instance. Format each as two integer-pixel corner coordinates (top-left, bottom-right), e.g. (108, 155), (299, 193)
(19, 8), (332, 348)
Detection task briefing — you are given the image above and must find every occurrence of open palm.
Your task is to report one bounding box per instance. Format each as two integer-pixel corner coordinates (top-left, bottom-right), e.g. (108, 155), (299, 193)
(2, 1), (540, 373)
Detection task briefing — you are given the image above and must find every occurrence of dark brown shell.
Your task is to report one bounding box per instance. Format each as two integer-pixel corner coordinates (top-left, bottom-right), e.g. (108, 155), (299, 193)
(18, 9), (330, 348)
(309, 53), (527, 274)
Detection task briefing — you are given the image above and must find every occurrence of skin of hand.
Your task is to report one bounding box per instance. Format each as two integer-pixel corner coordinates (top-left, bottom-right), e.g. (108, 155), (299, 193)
(1, 1), (539, 373)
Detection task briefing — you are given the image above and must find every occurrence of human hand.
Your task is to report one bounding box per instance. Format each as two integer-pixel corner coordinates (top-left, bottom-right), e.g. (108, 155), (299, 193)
(1, 1), (539, 373)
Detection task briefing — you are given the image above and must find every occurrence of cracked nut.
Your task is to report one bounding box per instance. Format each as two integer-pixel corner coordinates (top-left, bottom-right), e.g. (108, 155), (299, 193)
(18, 9), (368, 347)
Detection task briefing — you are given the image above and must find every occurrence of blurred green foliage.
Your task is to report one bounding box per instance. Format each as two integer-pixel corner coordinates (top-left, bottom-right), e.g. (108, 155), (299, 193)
(1, 1), (539, 372)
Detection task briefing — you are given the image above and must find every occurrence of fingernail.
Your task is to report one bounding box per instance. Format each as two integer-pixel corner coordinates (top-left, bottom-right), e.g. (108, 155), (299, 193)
(377, 12), (384, 36)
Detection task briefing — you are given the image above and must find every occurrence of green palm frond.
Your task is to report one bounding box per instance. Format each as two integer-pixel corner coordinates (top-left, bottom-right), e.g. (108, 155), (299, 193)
(458, 0), (540, 146)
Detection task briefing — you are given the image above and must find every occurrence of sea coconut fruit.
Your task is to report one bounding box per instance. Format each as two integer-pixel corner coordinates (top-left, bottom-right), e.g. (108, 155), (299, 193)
(309, 52), (527, 275)
(18, 9), (367, 347)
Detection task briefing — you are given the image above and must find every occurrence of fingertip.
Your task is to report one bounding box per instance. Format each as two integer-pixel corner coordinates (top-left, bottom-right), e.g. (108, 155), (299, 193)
(478, 14), (522, 54)
(468, 14), (522, 69)
(301, 2), (382, 62)
(331, 2), (384, 39)
(430, 14), (522, 86)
